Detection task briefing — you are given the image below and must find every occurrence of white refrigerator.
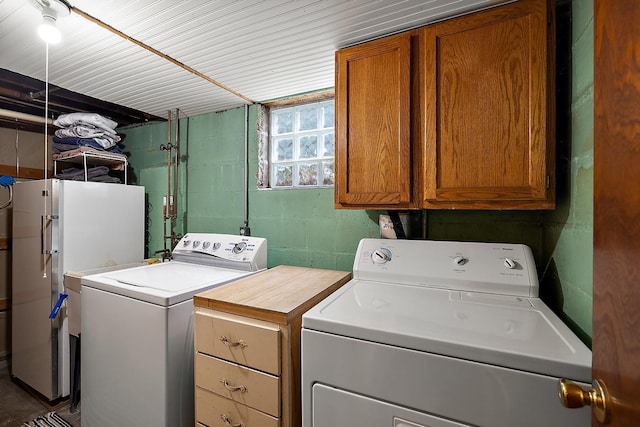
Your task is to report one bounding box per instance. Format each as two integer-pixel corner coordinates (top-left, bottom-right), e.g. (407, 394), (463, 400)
(11, 179), (144, 400)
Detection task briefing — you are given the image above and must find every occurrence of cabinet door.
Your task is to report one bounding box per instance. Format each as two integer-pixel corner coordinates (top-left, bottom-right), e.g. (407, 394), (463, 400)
(421, 0), (554, 209)
(335, 32), (413, 208)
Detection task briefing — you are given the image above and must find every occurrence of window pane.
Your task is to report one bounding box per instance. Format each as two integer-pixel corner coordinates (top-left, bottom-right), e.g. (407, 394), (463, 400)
(323, 104), (334, 128)
(299, 135), (317, 159)
(298, 163), (318, 186)
(274, 165), (293, 187)
(275, 138), (293, 161)
(273, 111), (294, 134)
(265, 98), (334, 189)
(322, 160), (335, 185)
(323, 133), (334, 157)
(298, 107), (318, 131)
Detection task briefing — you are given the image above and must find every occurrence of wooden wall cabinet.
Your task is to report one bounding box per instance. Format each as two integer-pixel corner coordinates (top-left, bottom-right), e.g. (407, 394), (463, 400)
(335, 0), (555, 210)
(334, 32), (413, 209)
(193, 266), (351, 427)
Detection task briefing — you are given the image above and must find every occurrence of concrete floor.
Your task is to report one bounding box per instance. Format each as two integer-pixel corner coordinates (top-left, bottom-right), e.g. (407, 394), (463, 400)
(0, 359), (80, 427)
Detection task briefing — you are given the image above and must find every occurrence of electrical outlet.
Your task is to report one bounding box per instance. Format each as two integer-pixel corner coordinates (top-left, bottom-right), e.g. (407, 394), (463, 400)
(239, 226), (251, 236)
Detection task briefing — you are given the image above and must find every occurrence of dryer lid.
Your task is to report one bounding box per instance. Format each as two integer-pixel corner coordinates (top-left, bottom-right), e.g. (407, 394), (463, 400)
(303, 279), (592, 382)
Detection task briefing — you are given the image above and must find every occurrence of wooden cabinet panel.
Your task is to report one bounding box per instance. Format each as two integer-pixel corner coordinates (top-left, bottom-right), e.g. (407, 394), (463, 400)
(195, 386), (279, 427)
(195, 352), (280, 416)
(335, 32), (413, 208)
(421, 0), (554, 208)
(334, 0), (554, 210)
(194, 266), (351, 427)
(195, 309), (281, 375)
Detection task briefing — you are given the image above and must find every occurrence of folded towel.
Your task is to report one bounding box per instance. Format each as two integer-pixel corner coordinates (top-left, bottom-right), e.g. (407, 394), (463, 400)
(55, 166), (110, 180)
(52, 137), (123, 154)
(54, 112), (118, 131)
(55, 124), (120, 141)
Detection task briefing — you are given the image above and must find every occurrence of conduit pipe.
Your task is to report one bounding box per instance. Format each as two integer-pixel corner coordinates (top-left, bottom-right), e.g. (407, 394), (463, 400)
(159, 109), (181, 259)
(0, 108), (53, 125)
(240, 104), (250, 236)
(173, 109), (179, 249)
(70, 6), (254, 105)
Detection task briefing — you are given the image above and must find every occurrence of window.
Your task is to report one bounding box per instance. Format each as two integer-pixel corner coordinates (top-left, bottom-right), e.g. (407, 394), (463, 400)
(268, 99), (335, 188)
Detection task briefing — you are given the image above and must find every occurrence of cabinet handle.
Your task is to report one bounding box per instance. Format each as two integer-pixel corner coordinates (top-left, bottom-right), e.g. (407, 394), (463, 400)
(221, 414), (244, 427)
(220, 378), (248, 393)
(220, 335), (247, 348)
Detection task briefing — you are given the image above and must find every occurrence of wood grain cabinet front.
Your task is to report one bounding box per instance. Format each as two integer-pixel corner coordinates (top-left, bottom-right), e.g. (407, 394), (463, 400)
(193, 266), (351, 427)
(334, 0), (555, 210)
(334, 32), (413, 209)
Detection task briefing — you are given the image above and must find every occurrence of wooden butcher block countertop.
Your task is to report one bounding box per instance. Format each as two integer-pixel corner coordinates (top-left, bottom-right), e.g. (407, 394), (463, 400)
(193, 265), (351, 325)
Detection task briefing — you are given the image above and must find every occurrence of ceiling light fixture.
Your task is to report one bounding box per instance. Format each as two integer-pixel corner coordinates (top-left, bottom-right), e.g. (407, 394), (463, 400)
(30, 0), (71, 44)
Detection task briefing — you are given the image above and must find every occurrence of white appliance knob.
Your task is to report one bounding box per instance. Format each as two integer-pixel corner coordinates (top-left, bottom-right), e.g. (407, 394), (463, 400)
(233, 242), (247, 254)
(182, 240), (191, 247)
(371, 248), (392, 264)
(504, 258), (517, 269)
(453, 255), (466, 266)
(212, 242), (221, 250)
(202, 241), (211, 250)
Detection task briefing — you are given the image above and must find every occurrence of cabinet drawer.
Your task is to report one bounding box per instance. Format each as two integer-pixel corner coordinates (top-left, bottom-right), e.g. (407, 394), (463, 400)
(196, 386), (279, 427)
(195, 352), (280, 417)
(195, 309), (281, 375)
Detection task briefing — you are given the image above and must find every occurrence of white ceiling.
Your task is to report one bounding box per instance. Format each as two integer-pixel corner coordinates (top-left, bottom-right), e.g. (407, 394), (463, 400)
(0, 0), (513, 120)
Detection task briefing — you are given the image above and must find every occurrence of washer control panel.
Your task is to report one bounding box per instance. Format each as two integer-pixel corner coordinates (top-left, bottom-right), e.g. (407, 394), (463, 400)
(172, 233), (267, 271)
(355, 239), (538, 297)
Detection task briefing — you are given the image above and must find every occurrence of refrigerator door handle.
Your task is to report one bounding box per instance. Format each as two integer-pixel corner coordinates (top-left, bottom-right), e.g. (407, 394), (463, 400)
(41, 214), (59, 255)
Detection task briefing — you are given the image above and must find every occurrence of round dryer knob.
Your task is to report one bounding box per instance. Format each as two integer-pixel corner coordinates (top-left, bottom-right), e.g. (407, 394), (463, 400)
(453, 255), (466, 266)
(504, 258), (517, 269)
(371, 248), (392, 264)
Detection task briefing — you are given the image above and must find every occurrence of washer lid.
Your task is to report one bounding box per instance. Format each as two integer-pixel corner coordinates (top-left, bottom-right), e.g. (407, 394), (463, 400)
(81, 261), (250, 306)
(302, 280), (592, 382)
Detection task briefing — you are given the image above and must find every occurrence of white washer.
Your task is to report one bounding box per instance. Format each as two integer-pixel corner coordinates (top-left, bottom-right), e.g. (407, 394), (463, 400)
(80, 233), (267, 427)
(302, 239), (592, 427)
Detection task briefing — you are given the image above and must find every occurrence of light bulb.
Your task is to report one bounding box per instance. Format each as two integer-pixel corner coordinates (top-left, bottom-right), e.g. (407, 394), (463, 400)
(38, 14), (61, 44)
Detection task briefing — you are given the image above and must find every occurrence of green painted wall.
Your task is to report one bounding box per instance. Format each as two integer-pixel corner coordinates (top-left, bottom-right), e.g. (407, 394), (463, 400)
(541, 0), (594, 345)
(122, 106), (380, 271)
(121, 0), (594, 345)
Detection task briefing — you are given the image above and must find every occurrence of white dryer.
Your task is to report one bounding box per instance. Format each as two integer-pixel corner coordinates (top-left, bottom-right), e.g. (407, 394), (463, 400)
(302, 239), (591, 427)
(80, 233), (267, 427)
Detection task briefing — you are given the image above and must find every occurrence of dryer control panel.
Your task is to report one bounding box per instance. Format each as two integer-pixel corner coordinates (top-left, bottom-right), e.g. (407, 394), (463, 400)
(354, 239), (538, 297)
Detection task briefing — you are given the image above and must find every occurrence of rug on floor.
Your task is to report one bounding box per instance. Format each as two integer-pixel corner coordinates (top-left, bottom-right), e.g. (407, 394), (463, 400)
(22, 411), (73, 427)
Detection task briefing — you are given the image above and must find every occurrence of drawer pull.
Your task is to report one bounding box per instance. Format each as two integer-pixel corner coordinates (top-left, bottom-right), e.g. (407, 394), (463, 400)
(220, 335), (247, 348)
(220, 378), (248, 393)
(221, 414), (245, 427)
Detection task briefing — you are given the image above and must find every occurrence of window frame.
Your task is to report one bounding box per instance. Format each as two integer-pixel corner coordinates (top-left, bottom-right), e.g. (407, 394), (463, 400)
(258, 91), (335, 190)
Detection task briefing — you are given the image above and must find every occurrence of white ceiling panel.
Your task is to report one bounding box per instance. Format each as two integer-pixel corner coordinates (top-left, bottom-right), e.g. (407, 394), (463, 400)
(0, 0), (515, 121)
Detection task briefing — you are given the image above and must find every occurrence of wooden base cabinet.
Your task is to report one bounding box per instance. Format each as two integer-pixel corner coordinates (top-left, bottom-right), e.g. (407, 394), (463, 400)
(193, 266), (351, 427)
(335, 0), (555, 210)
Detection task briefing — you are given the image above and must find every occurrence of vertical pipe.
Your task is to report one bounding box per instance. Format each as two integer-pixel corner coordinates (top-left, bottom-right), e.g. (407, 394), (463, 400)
(164, 110), (171, 256)
(173, 109), (179, 247)
(243, 104), (249, 229)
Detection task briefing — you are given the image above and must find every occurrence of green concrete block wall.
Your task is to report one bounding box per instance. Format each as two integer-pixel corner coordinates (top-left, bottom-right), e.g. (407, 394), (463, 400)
(541, 0), (594, 345)
(120, 1), (594, 346)
(122, 106), (381, 270)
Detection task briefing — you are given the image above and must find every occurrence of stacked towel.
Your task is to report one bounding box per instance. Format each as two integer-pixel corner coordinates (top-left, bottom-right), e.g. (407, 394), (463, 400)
(54, 166), (121, 184)
(53, 112), (123, 153)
